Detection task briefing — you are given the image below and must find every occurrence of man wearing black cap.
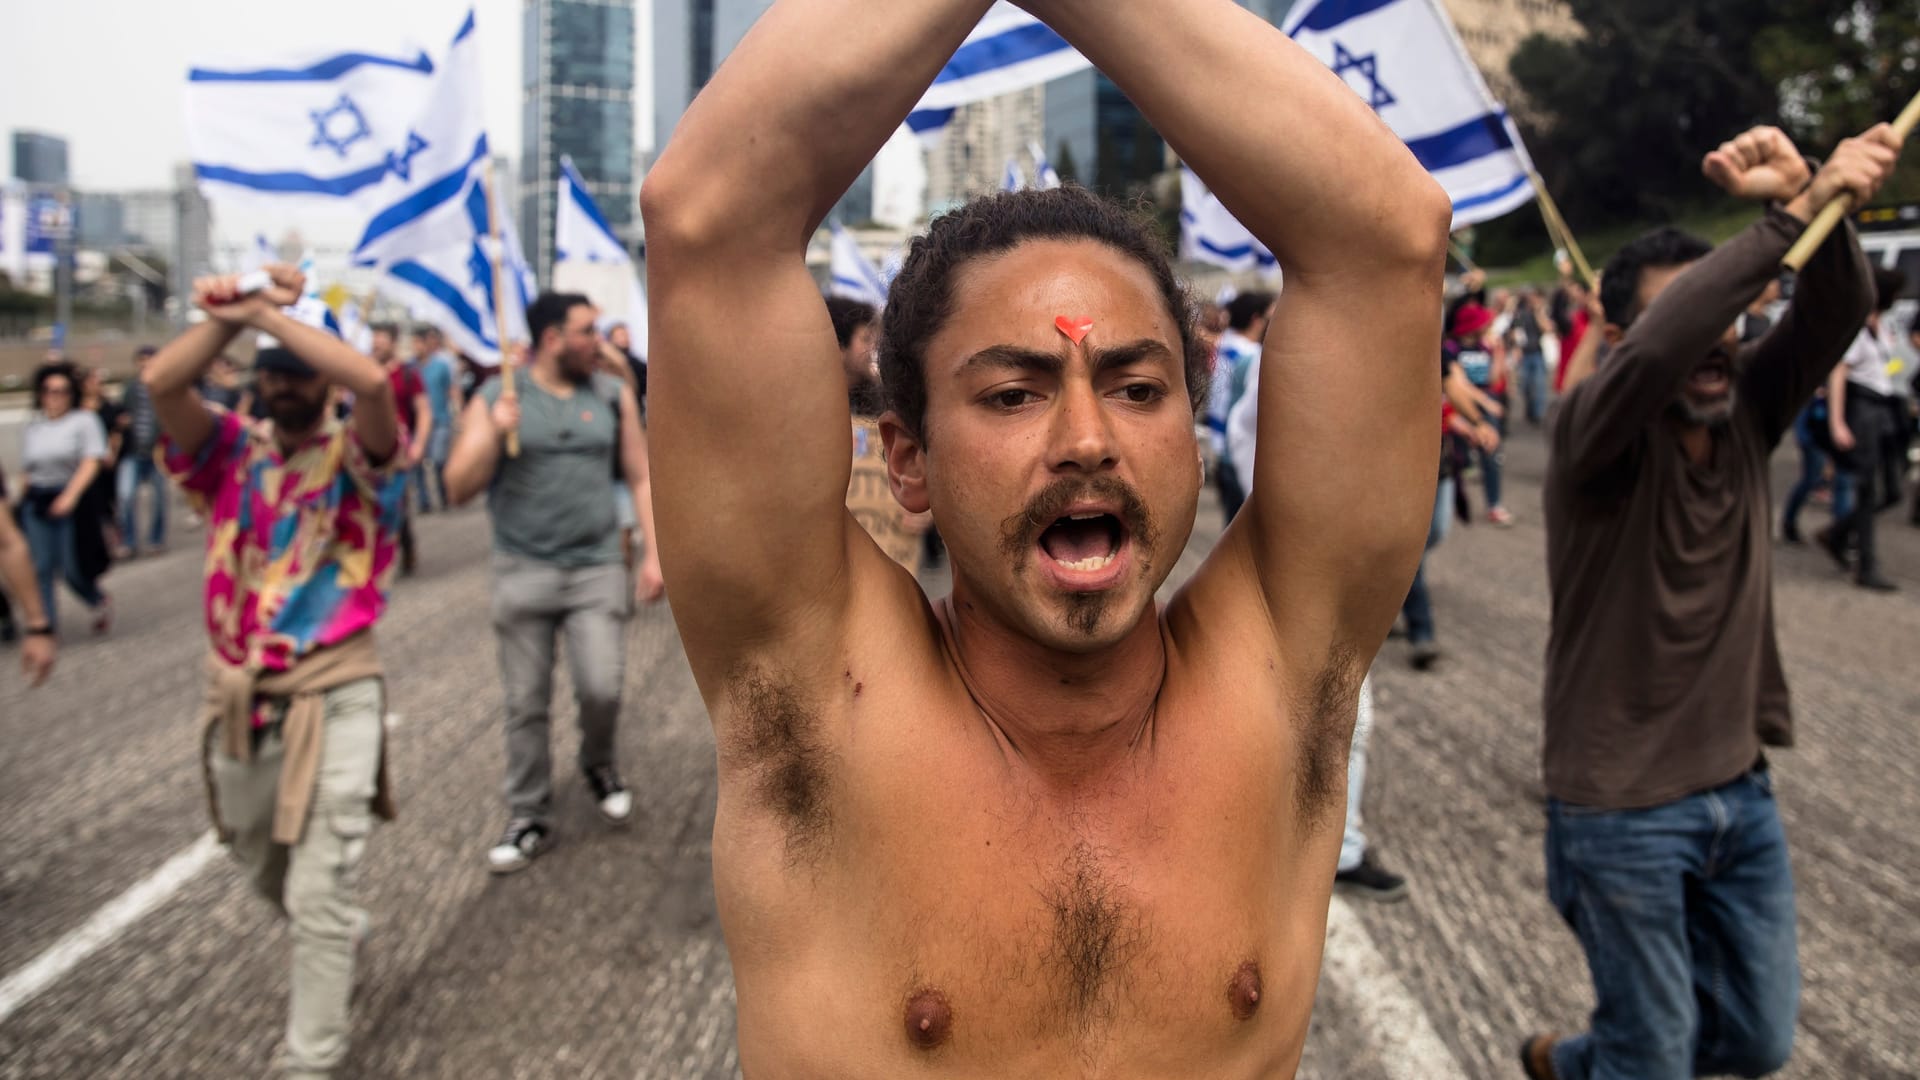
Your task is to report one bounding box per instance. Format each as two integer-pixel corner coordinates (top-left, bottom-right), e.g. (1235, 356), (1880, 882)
(144, 263), (405, 1080)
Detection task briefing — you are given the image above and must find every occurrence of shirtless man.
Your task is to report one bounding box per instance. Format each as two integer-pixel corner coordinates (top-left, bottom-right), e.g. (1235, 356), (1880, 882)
(642, 0), (1448, 1074)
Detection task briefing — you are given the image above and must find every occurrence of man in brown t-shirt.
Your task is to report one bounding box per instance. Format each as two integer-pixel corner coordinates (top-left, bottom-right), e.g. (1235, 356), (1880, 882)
(1521, 123), (1903, 1080)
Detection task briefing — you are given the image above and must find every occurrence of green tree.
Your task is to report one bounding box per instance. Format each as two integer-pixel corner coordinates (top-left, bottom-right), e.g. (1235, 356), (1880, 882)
(1054, 138), (1081, 186)
(1756, 1), (1920, 202)
(1509, 0), (1781, 225)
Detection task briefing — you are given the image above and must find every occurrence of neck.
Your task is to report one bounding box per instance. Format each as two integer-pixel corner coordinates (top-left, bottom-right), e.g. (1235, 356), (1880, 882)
(940, 584), (1166, 790)
(273, 419), (320, 455)
(1673, 417), (1714, 465)
(529, 352), (574, 393)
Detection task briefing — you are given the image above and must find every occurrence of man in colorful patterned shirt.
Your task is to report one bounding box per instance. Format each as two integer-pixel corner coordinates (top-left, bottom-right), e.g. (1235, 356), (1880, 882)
(145, 263), (403, 1080)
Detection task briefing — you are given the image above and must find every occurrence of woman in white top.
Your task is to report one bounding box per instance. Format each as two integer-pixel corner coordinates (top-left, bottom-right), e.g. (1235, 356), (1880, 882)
(18, 362), (112, 633)
(1824, 266), (1906, 591)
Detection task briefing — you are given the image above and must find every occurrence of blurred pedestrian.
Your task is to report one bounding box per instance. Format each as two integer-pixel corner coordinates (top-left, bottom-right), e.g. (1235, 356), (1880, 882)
(0, 464), (57, 685)
(148, 263), (405, 1080)
(19, 362), (112, 636)
(445, 292), (664, 875)
(1823, 266), (1907, 590)
(372, 324), (430, 575)
(412, 326), (460, 513)
(116, 345), (168, 556)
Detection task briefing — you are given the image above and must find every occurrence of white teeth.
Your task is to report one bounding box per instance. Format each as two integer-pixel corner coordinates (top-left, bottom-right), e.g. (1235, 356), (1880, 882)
(1055, 552), (1117, 572)
(1068, 512), (1106, 520)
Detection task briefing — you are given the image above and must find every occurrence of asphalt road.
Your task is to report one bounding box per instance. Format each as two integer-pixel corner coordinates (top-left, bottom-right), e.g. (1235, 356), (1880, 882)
(1, 423), (1916, 1079)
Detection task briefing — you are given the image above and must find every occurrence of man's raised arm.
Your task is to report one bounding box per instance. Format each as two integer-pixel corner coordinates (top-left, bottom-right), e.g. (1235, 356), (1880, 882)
(640, 0), (996, 664)
(1033, 0), (1451, 650)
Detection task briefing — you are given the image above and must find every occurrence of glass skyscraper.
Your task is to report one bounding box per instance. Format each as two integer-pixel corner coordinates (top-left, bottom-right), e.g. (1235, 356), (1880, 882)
(521, 0), (637, 279)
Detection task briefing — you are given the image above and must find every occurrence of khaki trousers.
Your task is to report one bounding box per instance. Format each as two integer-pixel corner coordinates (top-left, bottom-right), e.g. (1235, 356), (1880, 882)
(210, 677), (383, 1079)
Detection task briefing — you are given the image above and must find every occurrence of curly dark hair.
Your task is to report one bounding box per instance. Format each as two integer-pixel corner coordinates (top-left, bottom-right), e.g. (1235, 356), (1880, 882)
(1600, 227), (1714, 329)
(878, 185), (1209, 440)
(825, 296), (878, 349)
(31, 361), (80, 412)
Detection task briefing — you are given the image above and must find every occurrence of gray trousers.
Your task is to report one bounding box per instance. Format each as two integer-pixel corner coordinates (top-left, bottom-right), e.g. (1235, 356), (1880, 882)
(210, 677), (383, 1079)
(490, 553), (629, 825)
(1338, 673), (1375, 873)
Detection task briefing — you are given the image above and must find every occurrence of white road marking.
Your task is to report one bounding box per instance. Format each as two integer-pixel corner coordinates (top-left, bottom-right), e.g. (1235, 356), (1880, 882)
(0, 833), (220, 1025)
(1322, 895), (1471, 1080)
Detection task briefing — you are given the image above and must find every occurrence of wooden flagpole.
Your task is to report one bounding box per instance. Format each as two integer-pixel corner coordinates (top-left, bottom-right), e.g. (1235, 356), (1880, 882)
(1448, 239), (1479, 274)
(480, 158), (520, 458)
(1782, 89), (1920, 272)
(1529, 170), (1596, 290)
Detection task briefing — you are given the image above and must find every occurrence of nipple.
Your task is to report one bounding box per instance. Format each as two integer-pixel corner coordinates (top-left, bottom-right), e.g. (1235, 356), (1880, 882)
(904, 988), (953, 1050)
(1228, 960), (1263, 1021)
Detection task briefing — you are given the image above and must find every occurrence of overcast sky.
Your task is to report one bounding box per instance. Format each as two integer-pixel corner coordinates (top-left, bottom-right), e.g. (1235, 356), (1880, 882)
(2, 0), (655, 248)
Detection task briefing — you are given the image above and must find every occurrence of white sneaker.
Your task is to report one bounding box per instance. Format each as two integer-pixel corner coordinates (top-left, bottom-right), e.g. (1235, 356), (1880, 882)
(584, 766), (632, 825)
(487, 818), (549, 874)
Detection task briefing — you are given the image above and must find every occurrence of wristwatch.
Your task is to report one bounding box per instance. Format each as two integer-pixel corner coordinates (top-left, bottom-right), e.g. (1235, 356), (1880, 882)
(24, 624), (54, 637)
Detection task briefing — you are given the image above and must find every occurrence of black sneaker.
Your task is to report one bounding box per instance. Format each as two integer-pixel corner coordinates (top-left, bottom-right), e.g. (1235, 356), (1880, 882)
(1335, 853), (1409, 902)
(1409, 641), (1441, 671)
(486, 818), (549, 875)
(1856, 572), (1899, 593)
(584, 765), (633, 824)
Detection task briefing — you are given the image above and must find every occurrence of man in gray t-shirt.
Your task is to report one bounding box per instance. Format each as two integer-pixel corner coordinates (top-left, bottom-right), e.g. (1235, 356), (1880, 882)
(445, 291), (664, 874)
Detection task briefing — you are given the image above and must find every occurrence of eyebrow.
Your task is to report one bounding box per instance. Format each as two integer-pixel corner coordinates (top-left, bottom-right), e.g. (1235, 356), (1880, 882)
(959, 338), (1175, 377)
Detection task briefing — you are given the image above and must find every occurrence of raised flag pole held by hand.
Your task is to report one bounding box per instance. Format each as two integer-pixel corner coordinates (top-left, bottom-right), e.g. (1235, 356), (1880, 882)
(481, 159), (520, 458)
(1782, 89), (1920, 272)
(1528, 170), (1596, 290)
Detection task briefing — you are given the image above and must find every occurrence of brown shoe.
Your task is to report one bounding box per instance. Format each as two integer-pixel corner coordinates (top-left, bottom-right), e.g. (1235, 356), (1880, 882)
(1519, 1034), (1558, 1080)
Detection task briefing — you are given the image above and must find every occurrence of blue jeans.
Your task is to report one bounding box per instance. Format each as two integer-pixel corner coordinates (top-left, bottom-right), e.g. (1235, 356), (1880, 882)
(1547, 767), (1798, 1080)
(1399, 475), (1455, 645)
(1475, 403), (1506, 510)
(1520, 351), (1549, 424)
(414, 424), (453, 512)
(116, 453), (168, 549)
(21, 497), (106, 633)
(1780, 410), (1827, 537)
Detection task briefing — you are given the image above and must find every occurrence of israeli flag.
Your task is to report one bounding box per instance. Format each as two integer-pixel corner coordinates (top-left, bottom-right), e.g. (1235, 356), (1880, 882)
(907, 4), (1090, 141)
(186, 26), (439, 213)
(1003, 159), (1026, 193)
(376, 176), (533, 365)
(829, 223), (890, 309)
(1282, 0), (1536, 228)
(554, 155), (650, 357)
(1030, 142), (1062, 190)
(1179, 168), (1278, 276)
(349, 10), (493, 267)
(242, 234), (277, 272)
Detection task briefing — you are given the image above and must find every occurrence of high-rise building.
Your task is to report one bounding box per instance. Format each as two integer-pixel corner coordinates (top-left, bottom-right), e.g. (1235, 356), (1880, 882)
(118, 192), (176, 253)
(12, 131), (69, 186)
(926, 89), (1047, 213)
(522, 0), (638, 279)
(173, 163), (213, 286)
(653, 0), (882, 224)
(76, 192), (126, 249)
(652, 0), (773, 154)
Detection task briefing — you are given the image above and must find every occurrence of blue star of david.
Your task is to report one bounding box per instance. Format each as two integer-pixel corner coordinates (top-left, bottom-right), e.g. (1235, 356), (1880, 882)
(1332, 41), (1394, 111)
(309, 95), (371, 158)
(385, 131), (430, 181)
(467, 241), (498, 323)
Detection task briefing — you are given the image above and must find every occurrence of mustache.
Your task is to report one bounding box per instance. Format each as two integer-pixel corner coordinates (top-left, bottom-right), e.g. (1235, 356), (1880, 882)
(997, 475), (1157, 560)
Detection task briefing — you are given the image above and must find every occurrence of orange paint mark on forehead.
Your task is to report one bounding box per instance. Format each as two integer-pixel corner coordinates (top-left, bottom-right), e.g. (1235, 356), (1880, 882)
(1055, 315), (1093, 344)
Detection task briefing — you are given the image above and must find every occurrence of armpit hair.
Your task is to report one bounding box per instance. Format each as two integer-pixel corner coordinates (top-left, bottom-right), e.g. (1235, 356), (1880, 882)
(723, 664), (834, 858)
(1291, 642), (1364, 829)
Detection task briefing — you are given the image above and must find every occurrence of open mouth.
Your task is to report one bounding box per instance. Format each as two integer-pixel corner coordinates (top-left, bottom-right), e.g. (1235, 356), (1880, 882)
(1038, 511), (1126, 573)
(1687, 356), (1732, 396)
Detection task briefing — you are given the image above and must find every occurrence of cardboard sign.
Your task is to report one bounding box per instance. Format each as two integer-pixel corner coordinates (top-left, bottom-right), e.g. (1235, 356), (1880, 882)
(846, 418), (924, 574)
